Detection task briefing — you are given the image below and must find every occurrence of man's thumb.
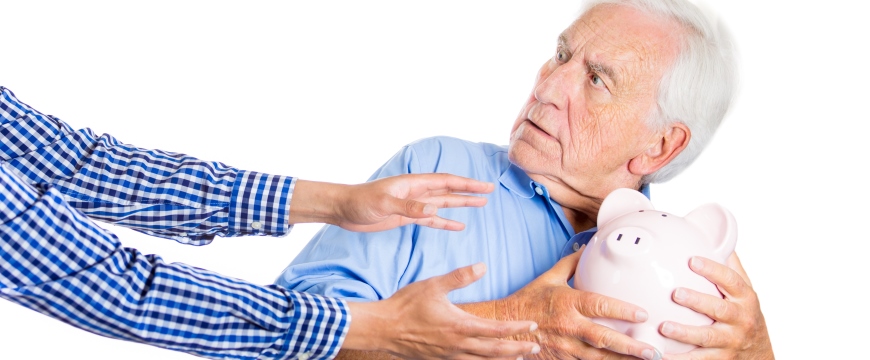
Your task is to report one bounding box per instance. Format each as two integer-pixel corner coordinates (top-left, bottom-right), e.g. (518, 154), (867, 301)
(548, 244), (584, 281)
(395, 198), (437, 219)
(433, 263), (486, 293)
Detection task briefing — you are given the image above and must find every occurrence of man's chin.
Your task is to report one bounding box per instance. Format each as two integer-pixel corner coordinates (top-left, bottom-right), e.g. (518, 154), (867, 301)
(507, 142), (555, 173)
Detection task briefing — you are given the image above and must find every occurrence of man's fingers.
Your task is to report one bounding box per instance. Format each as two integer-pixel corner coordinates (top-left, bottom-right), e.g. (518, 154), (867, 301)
(394, 199), (467, 230)
(725, 252), (752, 287)
(689, 257), (749, 299)
(393, 198), (437, 219)
(419, 174), (496, 195)
(575, 291), (648, 323)
(452, 333), (541, 358)
(420, 194), (489, 209)
(413, 215), (466, 231)
(458, 315), (538, 340)
(672, 287), (738, 323)
(545, 246), (584, 281)
(660, 321), (730, 350)
(430, 263), (487, 293)
(395, 173), (495, 196)
(396, 195), (485, 220)
(572, 323), (659, 360)
(661, 348), (719, 360)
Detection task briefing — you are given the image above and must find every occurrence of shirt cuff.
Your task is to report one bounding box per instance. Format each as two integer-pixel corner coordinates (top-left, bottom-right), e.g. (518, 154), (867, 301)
(283, 291), (351, 360)
(227, 170), (294, 237)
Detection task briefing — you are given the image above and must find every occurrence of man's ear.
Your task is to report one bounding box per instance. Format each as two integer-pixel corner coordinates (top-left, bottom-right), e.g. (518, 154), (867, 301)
(628, 122), (690, 176)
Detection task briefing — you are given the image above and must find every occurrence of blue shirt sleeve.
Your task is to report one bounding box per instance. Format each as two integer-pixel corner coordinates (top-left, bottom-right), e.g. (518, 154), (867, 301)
(0, 87), (293, 245)
(0, 164), (350, 360)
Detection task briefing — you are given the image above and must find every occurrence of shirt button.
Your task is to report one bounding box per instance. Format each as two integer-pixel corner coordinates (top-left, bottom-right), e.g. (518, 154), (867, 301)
(298, 353), (310, 360)
(534, 186), (544, 196)
(251, 221), (263, 230)
(573, 242), (581, 252)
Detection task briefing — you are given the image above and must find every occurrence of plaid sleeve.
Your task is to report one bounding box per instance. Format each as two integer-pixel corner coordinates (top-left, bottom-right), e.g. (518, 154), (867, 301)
(0, 86), (293, 245)
(0, 164), (350, 359)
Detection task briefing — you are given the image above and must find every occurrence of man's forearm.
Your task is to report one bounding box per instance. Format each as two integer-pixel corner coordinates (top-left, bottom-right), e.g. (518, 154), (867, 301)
(335, 350), (399, 360)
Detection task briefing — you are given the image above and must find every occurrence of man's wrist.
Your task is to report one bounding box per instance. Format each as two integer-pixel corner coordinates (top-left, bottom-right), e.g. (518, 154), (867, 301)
(288, 180), (347, 225)
(343, 301), (390, 352)
(456, 299), (516, 324)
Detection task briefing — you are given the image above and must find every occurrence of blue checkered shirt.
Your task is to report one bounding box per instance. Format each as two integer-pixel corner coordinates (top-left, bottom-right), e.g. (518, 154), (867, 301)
(0, 87), (350, 359)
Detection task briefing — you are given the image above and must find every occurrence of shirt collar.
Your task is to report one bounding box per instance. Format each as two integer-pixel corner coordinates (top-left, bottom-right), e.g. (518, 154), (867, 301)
(640, 182), (651, 199)
(498, 163), (536, 198)
(499, 163), (652, 201)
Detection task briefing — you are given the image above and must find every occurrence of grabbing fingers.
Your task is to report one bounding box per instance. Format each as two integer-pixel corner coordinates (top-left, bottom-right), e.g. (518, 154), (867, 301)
(660, 254), (774, 359)
(448, 335), (541, 359)
(408, 264), (540, 358)
(574, 290), (650, 324)
(430, 263), (539, 338)
(570, 292), (658, 360)
(688, 256), (750, 300)
(411, 173), (496, 196)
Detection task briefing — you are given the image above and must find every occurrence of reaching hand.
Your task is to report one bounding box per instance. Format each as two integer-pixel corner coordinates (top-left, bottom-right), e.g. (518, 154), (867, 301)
(290, 174), (495, 232)
(660, 253), (774, 360)
(343, 263), (541, 359)
(492, 248), (662, 360)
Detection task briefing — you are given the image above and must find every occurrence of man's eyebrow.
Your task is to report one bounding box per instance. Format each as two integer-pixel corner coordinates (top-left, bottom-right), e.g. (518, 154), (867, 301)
(586, 60), (618, 84)
(558, 33), (569, 49)
(559, 31), (619, 86)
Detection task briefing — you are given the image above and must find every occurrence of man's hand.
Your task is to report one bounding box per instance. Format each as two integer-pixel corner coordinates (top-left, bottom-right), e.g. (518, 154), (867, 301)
(463, 248), (662, 360)
(660, 253), (774, 360)
(343, 263), (540, 359)
(290, 174), (494, 232)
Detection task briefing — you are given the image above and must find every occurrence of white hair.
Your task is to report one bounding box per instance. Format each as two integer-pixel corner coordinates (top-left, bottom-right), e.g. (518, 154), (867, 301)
(580, 0), (739, 184)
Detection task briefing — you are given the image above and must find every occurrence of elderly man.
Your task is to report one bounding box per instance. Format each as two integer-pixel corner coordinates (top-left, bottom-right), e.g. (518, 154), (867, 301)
(277, 0), (774, 358)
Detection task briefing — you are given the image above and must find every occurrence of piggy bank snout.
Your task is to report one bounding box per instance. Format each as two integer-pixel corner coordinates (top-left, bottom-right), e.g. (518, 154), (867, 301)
(602, 226), (653, 258)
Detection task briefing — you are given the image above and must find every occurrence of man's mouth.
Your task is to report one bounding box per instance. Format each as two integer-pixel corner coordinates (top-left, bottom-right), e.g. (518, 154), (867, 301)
(525, 119), (554, 139)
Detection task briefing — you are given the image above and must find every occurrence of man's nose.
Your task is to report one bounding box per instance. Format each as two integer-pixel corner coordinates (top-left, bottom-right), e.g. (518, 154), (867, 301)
(534, 64), (575, 110)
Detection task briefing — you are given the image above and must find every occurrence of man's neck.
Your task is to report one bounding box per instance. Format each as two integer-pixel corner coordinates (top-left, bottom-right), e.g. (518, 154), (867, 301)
(561, 207), (596, 234)
(525, 171), (644, 234)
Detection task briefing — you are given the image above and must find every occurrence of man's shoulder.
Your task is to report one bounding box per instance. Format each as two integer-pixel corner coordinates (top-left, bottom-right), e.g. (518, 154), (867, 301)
(405, 136), (507, 157)
(400, 136), (509, 177)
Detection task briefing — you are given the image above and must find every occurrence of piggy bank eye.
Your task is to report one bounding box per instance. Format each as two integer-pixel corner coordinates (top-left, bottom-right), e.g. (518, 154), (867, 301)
(661, 214), (667, 217)
(639, 210), (644, 212)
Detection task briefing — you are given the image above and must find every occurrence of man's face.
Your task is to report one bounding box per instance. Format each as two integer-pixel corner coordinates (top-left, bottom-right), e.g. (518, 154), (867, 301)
(508, 4), (682, 200)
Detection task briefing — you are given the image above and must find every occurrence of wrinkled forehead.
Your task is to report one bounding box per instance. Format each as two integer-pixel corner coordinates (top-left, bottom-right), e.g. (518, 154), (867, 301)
(564, 4), (682, 76)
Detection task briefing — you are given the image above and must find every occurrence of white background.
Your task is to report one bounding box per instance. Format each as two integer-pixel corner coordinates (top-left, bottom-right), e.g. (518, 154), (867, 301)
(2, 0), (868, 358)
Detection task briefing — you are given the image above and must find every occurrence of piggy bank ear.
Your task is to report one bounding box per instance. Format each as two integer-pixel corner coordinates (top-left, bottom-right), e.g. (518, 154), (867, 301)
(684, 203), (738, 257)
(597, 188), (655, 228)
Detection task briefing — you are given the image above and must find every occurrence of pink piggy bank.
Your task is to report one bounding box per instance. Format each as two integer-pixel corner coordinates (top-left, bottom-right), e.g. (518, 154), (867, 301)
(573, 188), (737, 354)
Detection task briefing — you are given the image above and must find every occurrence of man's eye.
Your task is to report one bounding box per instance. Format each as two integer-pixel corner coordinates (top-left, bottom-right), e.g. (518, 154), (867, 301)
(591, 74), (603, 86)
(555, 49), (569, 63)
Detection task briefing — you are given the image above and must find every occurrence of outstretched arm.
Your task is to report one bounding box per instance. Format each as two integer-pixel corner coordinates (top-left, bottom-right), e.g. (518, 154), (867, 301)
(1, 163), (538, 360)
(2, 87), (497, 243)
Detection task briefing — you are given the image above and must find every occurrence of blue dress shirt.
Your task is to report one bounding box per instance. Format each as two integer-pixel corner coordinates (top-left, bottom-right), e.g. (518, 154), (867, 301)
(275, 136), (650, 304)
(1, 87), (349, 359)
